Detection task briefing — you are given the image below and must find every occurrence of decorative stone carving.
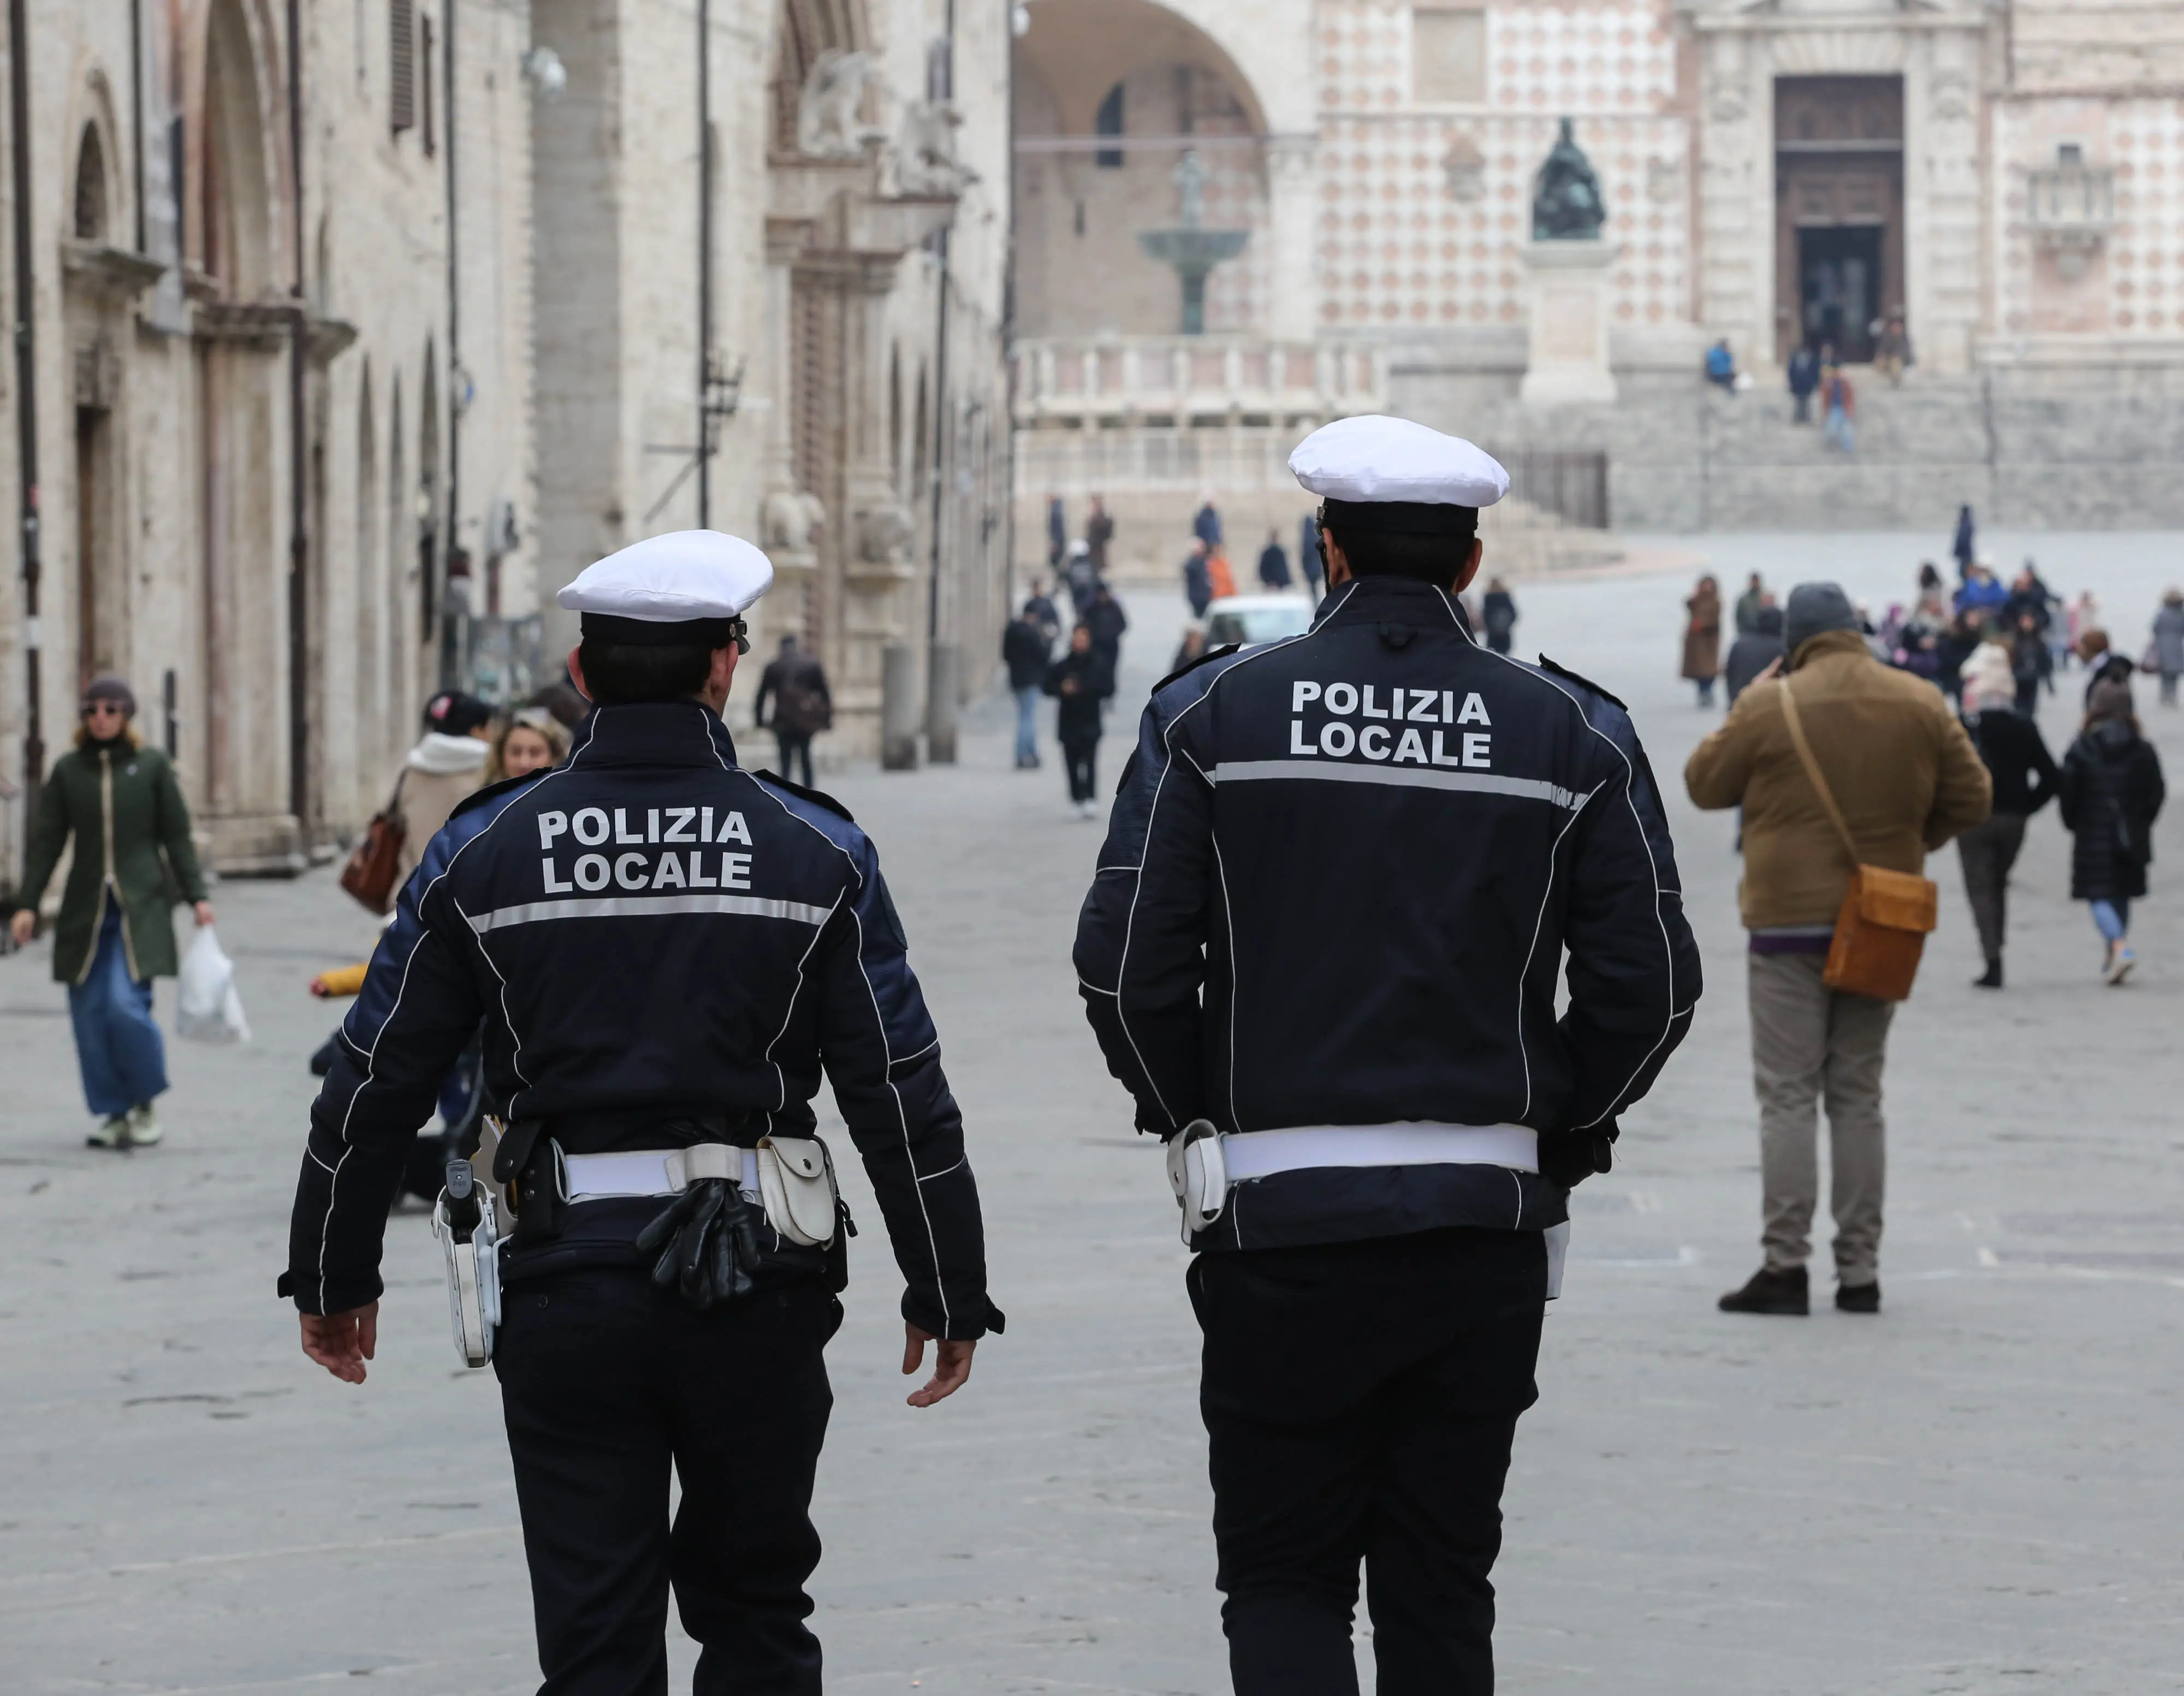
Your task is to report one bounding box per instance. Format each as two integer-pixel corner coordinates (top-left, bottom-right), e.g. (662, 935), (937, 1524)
(894, 99), (965, 198)
(855, 501), (915, 567)
(1646, 155), (1681, 204)
(797, 50), (886, 159)
(1443, 133), (1486, 203)
(1532, 118), (1606, 241)
(762, 487), (827, 555)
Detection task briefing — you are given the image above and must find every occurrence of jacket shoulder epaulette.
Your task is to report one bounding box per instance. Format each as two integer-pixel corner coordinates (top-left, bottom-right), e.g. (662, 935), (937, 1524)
(446, 772), (538, 822)
(1536, 654), (1628, 713)
(1152, 642), (1242, 696)
(756, 770), (855, 823)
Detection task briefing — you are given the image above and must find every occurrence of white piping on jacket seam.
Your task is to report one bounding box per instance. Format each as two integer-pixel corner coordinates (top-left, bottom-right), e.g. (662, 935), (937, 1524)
(850, 902), (951, 1336)
(1459, 613), (1680, 1129)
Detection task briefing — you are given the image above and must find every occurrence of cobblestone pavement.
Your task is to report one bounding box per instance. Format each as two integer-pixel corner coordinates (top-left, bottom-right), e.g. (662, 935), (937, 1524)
(5, 532), (2183, 1695)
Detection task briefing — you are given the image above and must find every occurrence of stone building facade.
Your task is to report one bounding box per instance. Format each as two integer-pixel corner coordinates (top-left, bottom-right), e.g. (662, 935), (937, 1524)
(1, 0), (1009, 888)
(1013, 0), (2184, 545)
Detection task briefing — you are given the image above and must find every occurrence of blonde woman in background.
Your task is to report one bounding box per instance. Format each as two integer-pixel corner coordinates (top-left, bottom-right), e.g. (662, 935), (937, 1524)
(489, 707), (571, 781)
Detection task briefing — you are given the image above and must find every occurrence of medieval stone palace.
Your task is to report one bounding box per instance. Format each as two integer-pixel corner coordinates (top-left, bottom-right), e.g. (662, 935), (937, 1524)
(1013, 0), (2184, 545)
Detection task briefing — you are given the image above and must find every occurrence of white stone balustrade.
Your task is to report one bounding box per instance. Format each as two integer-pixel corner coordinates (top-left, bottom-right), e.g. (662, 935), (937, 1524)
(1011, 335), (1384, 429)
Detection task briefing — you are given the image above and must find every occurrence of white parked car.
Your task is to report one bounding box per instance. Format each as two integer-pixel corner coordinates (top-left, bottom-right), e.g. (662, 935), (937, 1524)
(1203, 593), (1315, 648)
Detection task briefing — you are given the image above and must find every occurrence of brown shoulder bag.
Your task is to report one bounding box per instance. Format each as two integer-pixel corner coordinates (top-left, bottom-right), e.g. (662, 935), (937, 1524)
(1778, 683), (1937, 1002)
(340, 773), (408, 916)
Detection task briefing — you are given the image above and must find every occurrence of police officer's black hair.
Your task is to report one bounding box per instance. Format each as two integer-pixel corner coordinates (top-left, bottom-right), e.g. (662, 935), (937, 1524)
(1320, 524), (1479, 590)
(574, 639), (717, 704)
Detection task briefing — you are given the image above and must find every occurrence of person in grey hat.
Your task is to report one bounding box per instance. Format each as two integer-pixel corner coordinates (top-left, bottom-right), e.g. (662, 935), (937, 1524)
(1687, 581), (1990, 1317)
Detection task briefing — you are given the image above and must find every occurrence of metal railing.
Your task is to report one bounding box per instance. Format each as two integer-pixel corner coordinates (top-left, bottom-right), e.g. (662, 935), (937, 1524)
(1487, 448), (1610, 531)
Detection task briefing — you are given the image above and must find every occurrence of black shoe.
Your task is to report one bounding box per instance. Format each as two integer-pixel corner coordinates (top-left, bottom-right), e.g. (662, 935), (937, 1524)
(1836, 1280), (1881, 1314)
(1718, 1265), (1810, 1315)
(1974, 959), (2003, 989)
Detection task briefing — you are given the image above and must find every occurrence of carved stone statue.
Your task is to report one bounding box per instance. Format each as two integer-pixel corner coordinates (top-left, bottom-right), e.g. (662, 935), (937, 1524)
(761, 488), (826, 555)
(1174, 148), (1208, 229)
(797, 49), (883, 159)
(1532, 117), (1606, 241)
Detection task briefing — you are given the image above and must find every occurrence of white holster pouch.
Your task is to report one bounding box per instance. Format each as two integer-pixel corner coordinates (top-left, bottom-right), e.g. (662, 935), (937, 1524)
(756, 1136), (840, 1248)
(1165, 1120), (1227, 1243)
(1543, 1219), (1569, 1302)
(432, 1187), (503, 1368)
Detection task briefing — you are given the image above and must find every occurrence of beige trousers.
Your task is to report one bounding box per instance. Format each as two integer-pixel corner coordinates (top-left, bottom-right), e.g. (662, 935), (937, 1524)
(1748, 951), (1895, 1285)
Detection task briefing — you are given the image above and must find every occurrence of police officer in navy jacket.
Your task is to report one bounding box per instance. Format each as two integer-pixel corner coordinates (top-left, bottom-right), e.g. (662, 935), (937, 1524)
(283, 531), (1000, 1696)
(1074, 417), (1699, 1695)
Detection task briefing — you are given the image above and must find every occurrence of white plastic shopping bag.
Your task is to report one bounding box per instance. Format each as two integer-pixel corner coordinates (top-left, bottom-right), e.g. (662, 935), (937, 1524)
(176, 926), (251, 1044)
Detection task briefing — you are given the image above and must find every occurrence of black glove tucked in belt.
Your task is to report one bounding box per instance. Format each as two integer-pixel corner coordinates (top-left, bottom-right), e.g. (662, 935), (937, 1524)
(635, 1179), (767, 1310)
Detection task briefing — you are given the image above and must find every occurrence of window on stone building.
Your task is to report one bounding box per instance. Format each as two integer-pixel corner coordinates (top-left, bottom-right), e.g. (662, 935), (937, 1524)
(422, 14), (436, 156)
(2057, 143), (2084, 169)
(73, 124), (106, 242)
(1095, 84), (1124, 169)
(390, 0), (416, 135)
(1412, 7), (1486, 105)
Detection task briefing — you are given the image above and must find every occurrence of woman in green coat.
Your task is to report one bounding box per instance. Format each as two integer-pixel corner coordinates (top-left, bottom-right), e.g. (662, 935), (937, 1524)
(9, 677), (213, 1147)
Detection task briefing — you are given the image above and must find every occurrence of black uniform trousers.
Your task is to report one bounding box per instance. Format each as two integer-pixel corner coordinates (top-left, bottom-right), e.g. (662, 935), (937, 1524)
(493, 1268), (838, 1696)
(1189, 1226), (1547, 1696)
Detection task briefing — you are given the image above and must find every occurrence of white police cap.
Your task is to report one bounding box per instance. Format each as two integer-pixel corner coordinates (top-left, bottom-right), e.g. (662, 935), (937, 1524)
(1289, 416), (1509, 521)
(556, 530), (774, 647)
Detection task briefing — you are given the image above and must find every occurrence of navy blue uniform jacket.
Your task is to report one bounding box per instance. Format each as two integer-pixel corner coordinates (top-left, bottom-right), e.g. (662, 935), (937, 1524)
(287, 702), (997, 1340)
(1074, 576), (1700, 1250)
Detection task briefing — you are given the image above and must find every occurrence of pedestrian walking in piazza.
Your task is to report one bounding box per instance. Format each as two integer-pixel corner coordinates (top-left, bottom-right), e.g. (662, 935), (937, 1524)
(753, 632), (833, 788)
(2010, 609), (2053, 716)
(9, 676), (214, 1149)
(1064, 537), (1098, 621)
(1076, 415), (1698, 1695)
(394, 690), (497, 889)
(1952, 504), (1978, 578)
(488, 708), (571, 783)
(2058, 677), (2166, 985)
(1047, 491), (1067, 569)
(1724, 602), (1785, 705)
(1734, 571), (1768, 637)
(1043, 623), (1112, 817)
(1193, 489), (1224, 551)
(1256, 527), (1292, 590)
(2149, 588), (2184, 707)
(1183, 537), (1214, 618)
(1024, 576), (1061, 642)
(284, 531), (1000, 1695)
(2068, 589), (2102, 665)
(1683, 574), (1724, 706)
(1480, 575), (1518, 655)
(1003, 598), (1054, 769)
(1085, 492), (1115, 576)
(1955, 643), (2059, 989)
(1087, 578), (1130, 672)
(1872, 311), (1913, 385)
(1787, 342), (1821, 423)
(1687, 583), (1991, 1317)
(1820, 360), (1857, 454)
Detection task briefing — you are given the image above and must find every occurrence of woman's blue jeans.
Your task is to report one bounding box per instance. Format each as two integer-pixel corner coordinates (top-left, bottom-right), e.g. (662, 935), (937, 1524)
(68, 904), (169, 1116)
(2091, 898), (2132, 944)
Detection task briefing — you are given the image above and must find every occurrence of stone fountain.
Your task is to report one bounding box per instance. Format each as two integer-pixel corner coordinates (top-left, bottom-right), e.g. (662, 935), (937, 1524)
(1136, 150), (1250, 336)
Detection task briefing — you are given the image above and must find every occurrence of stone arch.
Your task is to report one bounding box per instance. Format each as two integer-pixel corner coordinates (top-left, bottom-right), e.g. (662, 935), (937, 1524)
(1014, 0), (1277, 336)
(73, 122), (109, 241)
(355, 359), (383, 788)
(192, 0), (291, 851)
(768, 0), (871, 153)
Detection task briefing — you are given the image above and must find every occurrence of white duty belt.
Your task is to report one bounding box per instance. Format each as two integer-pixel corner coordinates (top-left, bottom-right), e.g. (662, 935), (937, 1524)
(560, 1144), (761, 1200)
(1165, 1120), (1569, 1298)
(559, 1138), (842, 1250)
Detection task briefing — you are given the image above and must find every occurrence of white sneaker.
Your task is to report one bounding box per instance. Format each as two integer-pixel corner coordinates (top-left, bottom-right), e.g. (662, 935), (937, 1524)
(2105, 945), (2136, 986)
(87, 1114), (129, 1149)
(127, 1102), (163, 1145)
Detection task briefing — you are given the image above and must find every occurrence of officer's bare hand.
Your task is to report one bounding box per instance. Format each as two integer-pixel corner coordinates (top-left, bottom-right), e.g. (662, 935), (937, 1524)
(901, 1324), (975, 1408)
(300, 1302), (379, 1385)
(9, 910), (32, 947)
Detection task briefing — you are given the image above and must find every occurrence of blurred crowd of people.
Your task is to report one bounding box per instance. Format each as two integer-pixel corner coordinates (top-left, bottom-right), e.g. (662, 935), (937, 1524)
(1679, 507), (2171, 988)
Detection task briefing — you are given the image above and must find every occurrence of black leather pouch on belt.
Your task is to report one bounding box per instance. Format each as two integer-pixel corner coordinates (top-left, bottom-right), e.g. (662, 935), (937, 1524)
(493, 1119), (566, 1245)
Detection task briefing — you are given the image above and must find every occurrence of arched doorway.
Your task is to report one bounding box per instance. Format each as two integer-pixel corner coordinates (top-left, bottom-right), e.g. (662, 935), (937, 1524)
(194, 0), (289, 855)
(354, 362), (383, 810)
(1012, 0), (1272, 338)
(66, 117), (127, 689)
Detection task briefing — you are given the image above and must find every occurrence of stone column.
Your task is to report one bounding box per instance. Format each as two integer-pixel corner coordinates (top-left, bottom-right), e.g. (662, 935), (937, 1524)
(1263, 134), (1319, 340)
(1695, 28), (1772, 363)
(1519, 240), (1619, 406)
(757, 219), (817, 647)
(838, 256), (918, 756)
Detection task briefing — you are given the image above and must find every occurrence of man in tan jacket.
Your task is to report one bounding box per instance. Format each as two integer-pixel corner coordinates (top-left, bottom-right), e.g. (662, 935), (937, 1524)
(1687, 583), (1990, 1316)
